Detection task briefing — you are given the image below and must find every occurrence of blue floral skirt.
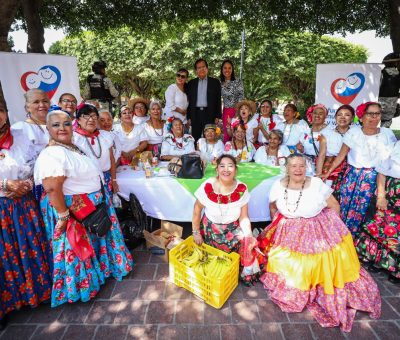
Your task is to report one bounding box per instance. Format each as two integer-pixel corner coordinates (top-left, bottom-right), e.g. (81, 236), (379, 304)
(339, 165), (377, 236)
(103, 170), (113, 200)
(0, 194), (52, 320)
(40, 189), (134, 307)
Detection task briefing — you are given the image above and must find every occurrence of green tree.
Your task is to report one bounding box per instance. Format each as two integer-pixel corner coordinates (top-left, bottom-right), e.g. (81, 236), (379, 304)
(49, 21), (367, 106)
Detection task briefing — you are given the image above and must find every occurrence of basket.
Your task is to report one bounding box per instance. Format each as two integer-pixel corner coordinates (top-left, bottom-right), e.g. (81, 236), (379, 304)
(169, 236), (240, 309)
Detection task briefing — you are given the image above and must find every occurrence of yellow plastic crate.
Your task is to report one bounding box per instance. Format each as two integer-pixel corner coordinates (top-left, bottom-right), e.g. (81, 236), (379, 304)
(169, 236), (240, 309)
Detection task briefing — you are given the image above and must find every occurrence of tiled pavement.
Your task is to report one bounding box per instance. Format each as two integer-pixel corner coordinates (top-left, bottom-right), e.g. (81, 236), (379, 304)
(1, 245), (400, 340)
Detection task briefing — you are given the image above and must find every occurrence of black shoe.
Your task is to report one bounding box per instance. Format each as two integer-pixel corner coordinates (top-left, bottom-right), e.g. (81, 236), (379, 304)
(0, 314), (8, 331)
(388, 274), (400, 284)
(367, 264), (382, 273)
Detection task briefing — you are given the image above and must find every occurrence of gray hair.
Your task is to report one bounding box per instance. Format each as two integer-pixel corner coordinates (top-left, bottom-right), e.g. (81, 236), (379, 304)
(149, 100), (163, 111)
(269, 129), (284, 144)
(24, 88), (48, 103)
(98, 109), (113, 118)
(46, 110), (71, 124)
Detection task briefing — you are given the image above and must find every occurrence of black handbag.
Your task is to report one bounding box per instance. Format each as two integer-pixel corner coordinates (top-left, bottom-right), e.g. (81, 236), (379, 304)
(177, 153), (204, 179)
(80, 180), (112, 237)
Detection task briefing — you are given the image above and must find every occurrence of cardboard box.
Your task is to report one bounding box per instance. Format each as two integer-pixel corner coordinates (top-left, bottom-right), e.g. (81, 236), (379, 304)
(143, 221), (183, 262)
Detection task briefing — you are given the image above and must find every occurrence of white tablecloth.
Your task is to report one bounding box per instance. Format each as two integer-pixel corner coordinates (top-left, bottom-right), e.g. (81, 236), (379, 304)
(117, 166), (279, 222)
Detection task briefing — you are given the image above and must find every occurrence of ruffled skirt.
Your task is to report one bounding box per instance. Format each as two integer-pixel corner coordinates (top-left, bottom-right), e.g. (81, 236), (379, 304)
(0, 194), (52, 319)
(259, 209), (381, 332)
(40, 189), (134, 307)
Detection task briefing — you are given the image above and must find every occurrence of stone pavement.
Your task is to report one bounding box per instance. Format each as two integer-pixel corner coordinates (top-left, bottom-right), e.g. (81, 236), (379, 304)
(1, 245), (400, 340)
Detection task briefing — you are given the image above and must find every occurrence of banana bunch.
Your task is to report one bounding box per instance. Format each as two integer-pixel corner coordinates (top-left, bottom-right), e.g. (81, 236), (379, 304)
(180, 247), (231, 278)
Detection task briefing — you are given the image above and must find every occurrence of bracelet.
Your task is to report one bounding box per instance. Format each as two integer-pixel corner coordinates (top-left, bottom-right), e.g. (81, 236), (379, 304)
(59, 215), (70, 222)
(112, 179), (118, 182)
(58, 210), (70, 221)
(192, 230), (200, 235)
(1, 178), (7, 191)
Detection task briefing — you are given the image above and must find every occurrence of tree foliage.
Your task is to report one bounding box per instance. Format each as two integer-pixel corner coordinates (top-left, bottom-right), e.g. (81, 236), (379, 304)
(49, 21), (367, 106)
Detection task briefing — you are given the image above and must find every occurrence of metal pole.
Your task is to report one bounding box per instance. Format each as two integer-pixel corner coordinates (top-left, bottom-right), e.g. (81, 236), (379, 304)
(240, 28), (245, 80)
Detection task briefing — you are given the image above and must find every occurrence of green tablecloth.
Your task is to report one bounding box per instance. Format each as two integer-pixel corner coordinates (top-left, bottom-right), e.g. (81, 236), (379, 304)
(176, 162), (280, 196)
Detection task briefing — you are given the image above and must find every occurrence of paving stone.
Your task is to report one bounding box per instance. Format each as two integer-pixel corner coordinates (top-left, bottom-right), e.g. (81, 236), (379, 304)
(189, 325), (221, 340)
(230, 300), (260, 324)
(281, 323), (313, 340)
(126, 325), (158, 340)
(357, 299), (399, 320)
(93, 325), (128, 339)
(149, 254), (167, 264)
(250, 323), (284, 340)
(220, 325), (252, 340)
(129, 264), (157, 280)
(257, 299), (289, 323)
(58, 301), (93, 323)
(31, 322), (67, 340)
(137, 281), (165, 300)
(27, 304), (64, 323)
(62, 325), (97, 340)
(154, 263), (170, 281)
(131, 250), (151, 264)
(158, 325), (189, 340)
(287, 308), (315, 322)
(7, 307), (34, 324)
(85, 301), (122, 324)
(204, 304), (232, 324)
(145, 301), (175, 324)
(175, 300), (205, 324)
(368, 321), (400, 340)
(111, 280), (141, 300)
(227, 285), (244, 301)
(164, 282), (194, 300)
(114, 300), (149, 324)
(242, 283), (267, 300)
(95, 278), (116, 299)
(310, 323), (346, 339)
(346, 321), (377, 340)
(385, 297), (400, 317)
(382, 280), (400, 296)
(0, 325), (37, 340)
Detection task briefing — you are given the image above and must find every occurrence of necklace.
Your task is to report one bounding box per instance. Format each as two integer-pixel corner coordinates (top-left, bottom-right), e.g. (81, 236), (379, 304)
(284, 178), (306, 213)
(335, 126), (349, 137)
(121, 123), (134, 136)
(283, 122), (294, 144)
(85, 135), (102, 158)
(266, 145), (278, 165)
(205, 141), (216, 154)
(149, 120), (163, 137)
(26, 115), (45, 133)
(362, 128), (379, 160)
(51, 140), (86, 155)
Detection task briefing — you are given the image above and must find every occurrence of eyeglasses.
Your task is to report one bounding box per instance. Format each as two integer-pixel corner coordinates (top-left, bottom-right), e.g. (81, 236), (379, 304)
(176, 73), (187, 79)
(81, 114), (98, 120)
(364, 111), (381, 118)
(61, 99), (77, 105)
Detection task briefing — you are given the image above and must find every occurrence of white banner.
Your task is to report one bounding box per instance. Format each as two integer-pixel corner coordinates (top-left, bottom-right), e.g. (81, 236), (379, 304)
(0, 52), (81, 124)
(315, 63), (382, 126)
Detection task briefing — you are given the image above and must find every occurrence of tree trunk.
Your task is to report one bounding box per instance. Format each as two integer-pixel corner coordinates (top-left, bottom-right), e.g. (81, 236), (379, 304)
(389, 0), (400, 53)
(0, 0), (21, 52)
(21, 0), (45, 53)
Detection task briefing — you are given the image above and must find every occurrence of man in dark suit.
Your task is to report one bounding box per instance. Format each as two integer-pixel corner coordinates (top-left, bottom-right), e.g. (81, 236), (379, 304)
(187, 58), (222, 142)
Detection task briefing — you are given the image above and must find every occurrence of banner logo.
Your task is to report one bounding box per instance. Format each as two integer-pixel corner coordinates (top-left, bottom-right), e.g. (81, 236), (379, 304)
(20, 65), (62, 100)
(330, 72), (365, 105)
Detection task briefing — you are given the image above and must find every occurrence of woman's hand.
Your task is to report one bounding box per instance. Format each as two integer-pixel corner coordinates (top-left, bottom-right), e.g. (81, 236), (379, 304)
(5, 179), (31, 197)
(193, 233), (203, 245)
(319, 170), (331, 181)
(296, 142), (304, 153)
(112, 180), (120, 194)
(376, 196), (388, 211)
(55, 219), (68, 234)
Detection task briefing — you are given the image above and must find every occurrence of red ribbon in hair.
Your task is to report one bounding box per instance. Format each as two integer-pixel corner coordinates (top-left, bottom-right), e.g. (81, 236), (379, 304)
(75, 126), (100, 145)
(356, 101), (378, 119)
(0, 127), (13, 150)
(306, 104), (327, 123)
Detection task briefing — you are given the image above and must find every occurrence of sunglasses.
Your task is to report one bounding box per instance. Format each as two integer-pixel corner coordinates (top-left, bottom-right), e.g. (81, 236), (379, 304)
(176, 73), (187, 79)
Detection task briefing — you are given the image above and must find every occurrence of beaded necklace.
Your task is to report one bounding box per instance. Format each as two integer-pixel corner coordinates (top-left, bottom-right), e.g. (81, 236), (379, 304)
(26, 115), (45, 133)
(85, 135), (102, 159)
(50, 140), (86, 155)
(283, 122), (294, 144)
(335, 126), (349, 137)
(284, 178), (306, 213)
(149, 120), (164, 137)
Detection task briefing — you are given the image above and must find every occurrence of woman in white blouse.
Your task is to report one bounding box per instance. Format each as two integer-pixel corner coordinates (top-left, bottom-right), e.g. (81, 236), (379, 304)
(259, 154), (381, 332)
(253, 99), (283, 146)
(192, 154), (260, 284)
(197, 124), (224, 163)
(276, 103), (308, 153)
(129, 97), (150, 125)
(164, 69), (189, 126)
(73, 104), (118, 196)
(324, 102), (397, 236)
(227, 99), (258, 143)
(34, 110), (133, 308)
(143, 100), (165, 157)
(114, 105), (148, 165)
(224, 120), (255, 163)
(160, 117), (195, 160)
(98, 109), (122, 164)
(0, 100), (51, 330)
(11, 88), (50, 201)
(254, 129), (290, 166)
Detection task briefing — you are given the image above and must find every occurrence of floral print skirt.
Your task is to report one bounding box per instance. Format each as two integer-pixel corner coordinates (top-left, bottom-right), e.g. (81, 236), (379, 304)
(355, 176), (400, 277)
(259, 208), (381, 332)
(339, 165), (377, 236)
(0, 194), (52, 320)
(40, 189), (134, 307)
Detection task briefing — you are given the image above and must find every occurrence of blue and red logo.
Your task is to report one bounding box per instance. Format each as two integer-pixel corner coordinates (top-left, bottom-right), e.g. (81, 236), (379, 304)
(20, 65), (61, 100)
(330, 72), (365, 105)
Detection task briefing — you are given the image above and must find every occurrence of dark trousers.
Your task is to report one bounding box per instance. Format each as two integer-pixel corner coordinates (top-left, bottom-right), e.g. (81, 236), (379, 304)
(191, 107), (213, 142)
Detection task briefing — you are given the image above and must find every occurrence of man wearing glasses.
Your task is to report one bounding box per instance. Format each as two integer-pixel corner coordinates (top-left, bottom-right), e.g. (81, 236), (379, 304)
(186, 59), (222, 141)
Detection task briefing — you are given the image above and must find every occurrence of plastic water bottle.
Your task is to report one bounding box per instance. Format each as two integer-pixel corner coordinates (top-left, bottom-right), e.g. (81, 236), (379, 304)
(144, 160), (152, 178)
